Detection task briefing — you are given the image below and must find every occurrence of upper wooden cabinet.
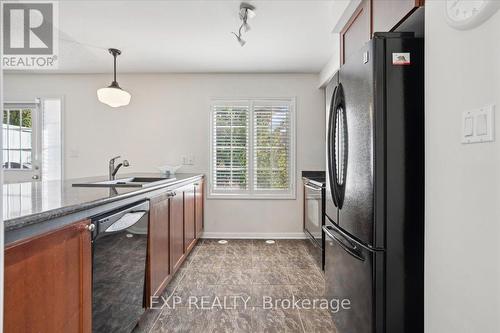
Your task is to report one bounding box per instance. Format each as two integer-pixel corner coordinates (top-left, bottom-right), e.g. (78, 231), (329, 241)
(183, 184), (196, 252)
(4, 219), (92, 333)
(372, 0), (424, 33)
(341, 0), (371, 64)
(341, 0), (424, 64)
(194, 178), (204, 238)
(149, 192), (171, 298)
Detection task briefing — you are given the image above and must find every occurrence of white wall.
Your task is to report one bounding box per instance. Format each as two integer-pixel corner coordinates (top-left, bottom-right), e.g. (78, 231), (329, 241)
(425, 3), (500, 332)
(4, 73), (325, 238)
(317, 0), (352, 88)
(318, 34), (341, 88)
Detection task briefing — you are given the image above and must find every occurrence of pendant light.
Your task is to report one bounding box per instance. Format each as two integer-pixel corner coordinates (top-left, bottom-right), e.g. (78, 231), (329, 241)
(97, 48), (131, 108)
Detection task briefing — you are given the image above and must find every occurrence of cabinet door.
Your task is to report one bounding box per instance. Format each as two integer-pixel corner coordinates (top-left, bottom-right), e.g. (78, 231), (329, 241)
(184, 185), (196, 252)
(5, 220), (92, 333)
(195, 178), (204, 238)
(341, 0), (371, 64)
(372, 0), (423, 33)
(149, 193), (170, 298)
(170, 189), (185, 273)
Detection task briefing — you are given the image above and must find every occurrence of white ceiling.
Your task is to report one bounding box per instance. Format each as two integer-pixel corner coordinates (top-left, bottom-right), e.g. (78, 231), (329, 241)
(27, 0), (349, 74)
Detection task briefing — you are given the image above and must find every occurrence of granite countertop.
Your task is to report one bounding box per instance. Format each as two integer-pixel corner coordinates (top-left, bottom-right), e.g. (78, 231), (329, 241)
(3, 172), (203, 232)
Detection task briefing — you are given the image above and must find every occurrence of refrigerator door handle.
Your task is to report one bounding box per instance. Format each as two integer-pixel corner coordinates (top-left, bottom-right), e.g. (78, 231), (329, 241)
(323, 225), (364, 261)
(333, 84), (348, 208)
(327, 86), (339, 207)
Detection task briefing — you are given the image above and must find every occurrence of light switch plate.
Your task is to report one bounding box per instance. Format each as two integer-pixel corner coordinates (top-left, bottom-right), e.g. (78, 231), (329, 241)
(462, 105), (495, 144)
(464, 116), (474, 137)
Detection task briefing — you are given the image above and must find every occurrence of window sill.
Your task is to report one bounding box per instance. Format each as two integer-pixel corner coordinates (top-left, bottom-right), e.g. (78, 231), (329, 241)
(207, 193), (296, 200)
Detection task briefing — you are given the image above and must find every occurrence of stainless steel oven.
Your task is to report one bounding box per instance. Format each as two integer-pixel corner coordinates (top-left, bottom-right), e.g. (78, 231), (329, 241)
(303, 177), (325, 270)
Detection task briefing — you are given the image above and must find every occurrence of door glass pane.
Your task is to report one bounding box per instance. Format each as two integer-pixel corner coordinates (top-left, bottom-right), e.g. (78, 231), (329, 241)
(2, 124), (7, 150)
(3, 107), (35, 171)
(21, 151), (32, 169)
(3, 150), (8, 168)
(9, 110), (20, 126)
(8, 150), (21, 169)
(21, 109), (32, 149)
(8, 110), (21, 150)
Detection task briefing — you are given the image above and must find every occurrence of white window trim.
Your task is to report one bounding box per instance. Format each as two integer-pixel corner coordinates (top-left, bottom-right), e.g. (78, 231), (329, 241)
(208, 97), (296, 200)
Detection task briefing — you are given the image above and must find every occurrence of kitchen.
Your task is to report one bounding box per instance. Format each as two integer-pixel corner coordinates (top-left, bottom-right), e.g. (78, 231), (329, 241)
(1, 1), (499, 333)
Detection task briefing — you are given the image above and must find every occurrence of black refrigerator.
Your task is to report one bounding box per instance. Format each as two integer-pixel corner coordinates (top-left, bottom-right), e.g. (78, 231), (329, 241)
(324, 32), (424, 333)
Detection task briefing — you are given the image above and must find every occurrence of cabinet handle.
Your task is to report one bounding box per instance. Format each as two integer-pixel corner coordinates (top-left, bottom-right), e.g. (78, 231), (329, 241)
(86, 224), (96, 232)
(167, 192), (176, 197)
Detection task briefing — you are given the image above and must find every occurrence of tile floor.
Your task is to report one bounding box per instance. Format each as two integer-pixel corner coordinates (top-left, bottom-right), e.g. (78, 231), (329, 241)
(135, 239), (336, 333)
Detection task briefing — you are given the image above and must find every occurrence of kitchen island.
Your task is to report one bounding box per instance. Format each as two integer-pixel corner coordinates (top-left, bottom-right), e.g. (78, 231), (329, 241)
(3, 173), (205, 333)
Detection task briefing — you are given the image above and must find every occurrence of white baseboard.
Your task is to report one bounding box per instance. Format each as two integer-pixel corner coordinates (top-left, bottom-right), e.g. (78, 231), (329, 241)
(201, 232), (307, 239)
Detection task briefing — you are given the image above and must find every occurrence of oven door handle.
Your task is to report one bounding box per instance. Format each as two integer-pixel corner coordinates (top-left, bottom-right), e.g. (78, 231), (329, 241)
(304, 183), (322, 191)
(323, 225), (364, 261)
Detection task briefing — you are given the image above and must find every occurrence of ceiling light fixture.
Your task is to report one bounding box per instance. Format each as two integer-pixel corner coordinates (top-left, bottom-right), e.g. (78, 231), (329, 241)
(97, 48), (131, 108)
(232, 2), (256, 47)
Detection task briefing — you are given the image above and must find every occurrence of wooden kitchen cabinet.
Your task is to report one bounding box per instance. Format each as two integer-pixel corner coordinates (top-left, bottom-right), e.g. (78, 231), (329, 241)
(148, 192), (171, 298)
(4, 219), (92, 333)
(341, 0), (371, 64)
(372, 0), (424, 33)
(148, 177), (204, 300)
(194, 178), (204, 238)
(340, 0), (424, 64)
(170, 188), (185, 273)
(183, 185), (196, 252)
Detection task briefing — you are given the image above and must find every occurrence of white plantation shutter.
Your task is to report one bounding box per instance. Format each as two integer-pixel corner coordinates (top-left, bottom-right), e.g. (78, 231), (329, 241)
(253, 102), (291, 191)
(210, 99), (295, 198)
(211, 104), (249, 191)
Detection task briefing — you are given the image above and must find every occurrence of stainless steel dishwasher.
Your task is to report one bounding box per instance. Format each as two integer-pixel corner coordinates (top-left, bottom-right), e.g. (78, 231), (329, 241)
(90, 200), (150, 333)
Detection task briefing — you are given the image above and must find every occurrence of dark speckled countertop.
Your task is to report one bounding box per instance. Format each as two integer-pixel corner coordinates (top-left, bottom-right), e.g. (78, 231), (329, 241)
(3, 173), (203, 232)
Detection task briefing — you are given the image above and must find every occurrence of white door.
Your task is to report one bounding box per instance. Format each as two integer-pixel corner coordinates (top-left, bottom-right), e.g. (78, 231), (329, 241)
(3, 103), (41, 182)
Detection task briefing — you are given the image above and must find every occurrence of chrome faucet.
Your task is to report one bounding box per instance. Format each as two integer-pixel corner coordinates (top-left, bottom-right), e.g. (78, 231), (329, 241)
(109, 156), (130, 180)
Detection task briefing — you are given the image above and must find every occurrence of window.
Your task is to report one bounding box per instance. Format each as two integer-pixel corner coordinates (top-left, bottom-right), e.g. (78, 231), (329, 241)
(3, 99), (63, 183)
(210, 99), (295, 199)
(3, 106), (35, 170)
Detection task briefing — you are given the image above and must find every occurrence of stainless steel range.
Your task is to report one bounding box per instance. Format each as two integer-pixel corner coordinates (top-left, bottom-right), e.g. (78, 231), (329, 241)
(302, 171), (325, 270)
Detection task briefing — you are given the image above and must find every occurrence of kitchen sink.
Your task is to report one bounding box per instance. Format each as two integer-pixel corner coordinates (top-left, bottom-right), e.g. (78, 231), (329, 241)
(72, 176), (176, 188)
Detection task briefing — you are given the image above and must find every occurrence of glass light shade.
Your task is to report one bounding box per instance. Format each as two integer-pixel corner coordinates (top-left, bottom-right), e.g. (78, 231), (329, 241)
(97, 86), (131, 108)
(246, 8), (256, 19)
